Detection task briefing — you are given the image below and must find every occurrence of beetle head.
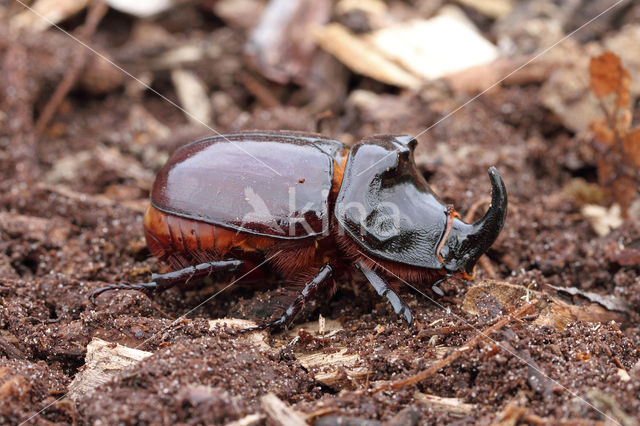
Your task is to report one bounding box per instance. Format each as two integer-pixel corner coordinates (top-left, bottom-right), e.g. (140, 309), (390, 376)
(439, 167), (507, 275)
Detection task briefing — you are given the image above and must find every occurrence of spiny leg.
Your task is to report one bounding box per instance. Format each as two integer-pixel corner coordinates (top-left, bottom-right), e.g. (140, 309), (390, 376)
(246, 264), (333, 331)
(355, 261), (413, 331)
(90, 259), (243, 304)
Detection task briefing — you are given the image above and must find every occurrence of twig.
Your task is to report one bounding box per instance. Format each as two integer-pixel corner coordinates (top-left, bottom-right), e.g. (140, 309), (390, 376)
(34, 0), (108, 135)
(370, 300), (538, 393)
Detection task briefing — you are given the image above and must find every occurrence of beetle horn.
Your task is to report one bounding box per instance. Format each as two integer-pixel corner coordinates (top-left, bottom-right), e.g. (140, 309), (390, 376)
(442, 167), (507, 274)
(469, 167), (507, 251)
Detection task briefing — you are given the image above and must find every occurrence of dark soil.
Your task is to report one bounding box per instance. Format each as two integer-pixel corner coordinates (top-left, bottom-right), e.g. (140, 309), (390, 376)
(1, 1), (639, 425)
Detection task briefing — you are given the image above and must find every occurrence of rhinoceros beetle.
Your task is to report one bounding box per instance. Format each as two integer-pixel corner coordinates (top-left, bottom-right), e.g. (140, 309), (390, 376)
(91, 131), (507, 330)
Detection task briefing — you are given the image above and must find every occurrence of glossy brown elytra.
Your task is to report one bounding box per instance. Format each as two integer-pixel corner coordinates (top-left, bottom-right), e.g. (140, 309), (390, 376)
(91, 131), (507, 330)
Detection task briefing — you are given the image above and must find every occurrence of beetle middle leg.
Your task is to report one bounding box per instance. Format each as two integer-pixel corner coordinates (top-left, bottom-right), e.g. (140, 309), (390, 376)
(246, 264), (334, 331)
(90, 259), (243, 304)
(355, 261), (414, 332)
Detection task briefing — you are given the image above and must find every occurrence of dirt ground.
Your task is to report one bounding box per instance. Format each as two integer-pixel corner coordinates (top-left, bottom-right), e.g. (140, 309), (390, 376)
(1, 0), (639, 425)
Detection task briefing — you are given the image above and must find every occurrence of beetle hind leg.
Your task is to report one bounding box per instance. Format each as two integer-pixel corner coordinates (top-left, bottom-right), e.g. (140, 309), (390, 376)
(90, 259), (243, 304)
(355, 261), (414, 332)
(244, 264), (333, 331)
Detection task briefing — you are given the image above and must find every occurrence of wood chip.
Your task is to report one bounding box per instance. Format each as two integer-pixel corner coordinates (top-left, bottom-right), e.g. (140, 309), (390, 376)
(297, 348), (369, 388)
(368, 6), (498, 80)
(171, 69), (212, 125)
(414, 392), (474, 418)
(208, 318), (273, 353)
(68, 338), (152, 401)
(260, 393), (307, 426)
(312, 23), (421, 89)
(617, 368), (631, 382)
(12, 0), (90, 32)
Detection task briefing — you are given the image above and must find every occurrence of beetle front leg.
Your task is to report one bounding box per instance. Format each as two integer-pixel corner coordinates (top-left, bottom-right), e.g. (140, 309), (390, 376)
(355, 261), (413, 332)
(246, 264), (333, 331)
(90, 259), (243, 304)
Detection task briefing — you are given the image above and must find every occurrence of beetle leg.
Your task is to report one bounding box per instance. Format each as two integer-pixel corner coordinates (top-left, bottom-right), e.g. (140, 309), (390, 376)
(90, 259), (243, 304)
(152, 259), (243, 290)
(246, 264), (333, 331)
(355, 262), (414, 332)
(430, 273), (452, 297)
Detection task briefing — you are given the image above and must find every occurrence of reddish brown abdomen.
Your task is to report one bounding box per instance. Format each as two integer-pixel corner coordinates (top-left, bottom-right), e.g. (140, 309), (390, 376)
(143, 205), (276, 262)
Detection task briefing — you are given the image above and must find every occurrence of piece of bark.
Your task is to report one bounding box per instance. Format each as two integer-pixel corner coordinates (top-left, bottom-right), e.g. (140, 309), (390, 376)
(261, 393), (307, 426)
(414, 392), (473, 418)
(68, 338), (152, 401)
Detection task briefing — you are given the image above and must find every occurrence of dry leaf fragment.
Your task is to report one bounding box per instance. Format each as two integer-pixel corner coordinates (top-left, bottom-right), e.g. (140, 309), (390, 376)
(589, 51), (630, 105)
(588, 51), (640, 217)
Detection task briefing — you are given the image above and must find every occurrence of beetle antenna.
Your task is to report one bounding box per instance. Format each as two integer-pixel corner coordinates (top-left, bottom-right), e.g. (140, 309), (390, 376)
(89, 282), (157, 305)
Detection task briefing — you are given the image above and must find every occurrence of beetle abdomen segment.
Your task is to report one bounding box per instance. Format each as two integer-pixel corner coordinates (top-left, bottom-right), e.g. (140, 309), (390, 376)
(143, 205), (276, 262)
